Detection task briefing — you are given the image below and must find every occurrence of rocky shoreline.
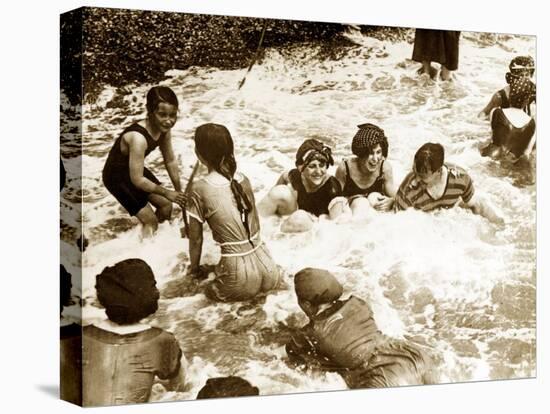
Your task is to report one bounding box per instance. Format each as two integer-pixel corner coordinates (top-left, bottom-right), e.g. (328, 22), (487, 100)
(61, 7), (413, 105)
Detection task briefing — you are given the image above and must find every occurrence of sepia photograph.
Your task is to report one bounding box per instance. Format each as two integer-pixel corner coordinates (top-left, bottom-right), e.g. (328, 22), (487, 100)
(3, 0), (545, 413)
(59, 4), (538, 407)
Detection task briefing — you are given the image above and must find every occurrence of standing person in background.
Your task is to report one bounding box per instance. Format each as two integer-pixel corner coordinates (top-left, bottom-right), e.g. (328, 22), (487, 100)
(186, 123), (280, 302)
(102, 86), (186, 238)
(412, 29), (460, 81)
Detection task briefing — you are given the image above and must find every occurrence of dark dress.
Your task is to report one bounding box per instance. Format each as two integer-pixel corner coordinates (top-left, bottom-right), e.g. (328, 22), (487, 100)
(102, 123), (165, 216)
(81, 325), (182, 406)
(288, 169), (342, 216)
(342, 160), (385, 199)
(412, 29), (460, 71)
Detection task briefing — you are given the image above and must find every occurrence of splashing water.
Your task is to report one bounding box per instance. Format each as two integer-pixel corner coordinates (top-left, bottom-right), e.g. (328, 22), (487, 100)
(61, 31), (536, 400)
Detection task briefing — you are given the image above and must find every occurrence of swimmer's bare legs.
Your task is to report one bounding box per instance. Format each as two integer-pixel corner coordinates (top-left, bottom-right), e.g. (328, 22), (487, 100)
(440, 65), (453, 81)
(136, 204), (159, 239)
(420, 61), (438, 79)
(281, 210), (315, 233)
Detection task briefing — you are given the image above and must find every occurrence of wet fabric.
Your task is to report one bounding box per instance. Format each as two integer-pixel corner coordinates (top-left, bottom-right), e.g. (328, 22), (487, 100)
(491, 108), (536, 158)
(342, 160), (385, 198)
(412, 29), (460, 70)
(187, 174), (280, 301)
(286, 296), (437, 388)
(294, 268), (343, 305)
(394, 163), (474, 212)
(81, 325), (182, 406)
(288, 169), (342, 216)
(102, 123), (165, 216)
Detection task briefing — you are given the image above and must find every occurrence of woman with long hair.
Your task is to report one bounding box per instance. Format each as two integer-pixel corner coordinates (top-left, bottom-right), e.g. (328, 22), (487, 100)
(186, 123), (280, 302)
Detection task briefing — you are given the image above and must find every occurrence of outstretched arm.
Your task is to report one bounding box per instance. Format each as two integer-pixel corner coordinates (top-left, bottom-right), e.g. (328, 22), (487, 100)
(159, 132), (182, 192)
(128, 133), (185, 205)
(187, 217), (204, 276)
(465, 193), (505, 225)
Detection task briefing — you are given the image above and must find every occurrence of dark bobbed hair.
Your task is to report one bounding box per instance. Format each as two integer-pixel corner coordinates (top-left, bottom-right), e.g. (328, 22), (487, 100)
(414, 143), (445, 175)
(146, 86), (179, 114)
(196, 376), (259, 399)
(95, 258), (160, 325)
(194, 124), (255, 244)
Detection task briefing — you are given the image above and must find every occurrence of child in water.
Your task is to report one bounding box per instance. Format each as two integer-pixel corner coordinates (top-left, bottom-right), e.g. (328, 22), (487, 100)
(81, 259), (186, 406)
(258, 138), (343, 232)
(286, 268), (439, 388)
(186, 123), (280, 302)
(102, 86), (186, 238)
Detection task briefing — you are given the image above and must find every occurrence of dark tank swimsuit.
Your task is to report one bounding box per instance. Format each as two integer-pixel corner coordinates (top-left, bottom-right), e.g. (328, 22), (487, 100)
(342, 160), (385, 200)
(287, 169), (342, 217)
(491, 90), (536, 158)
(102, 123), (165, 216)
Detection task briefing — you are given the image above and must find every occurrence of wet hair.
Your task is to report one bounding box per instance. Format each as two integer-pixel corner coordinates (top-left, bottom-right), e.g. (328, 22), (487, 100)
(414, 143), (445, 175)
(145, 86), (179, 114)
(95, 259), (160, 325)
(194, 123), (255, 245)
(196, 376), (259, 399)
(351, 123), (389, 158)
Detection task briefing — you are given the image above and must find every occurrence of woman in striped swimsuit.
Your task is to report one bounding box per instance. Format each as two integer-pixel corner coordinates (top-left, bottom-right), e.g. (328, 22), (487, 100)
(186, 123), (280, 302)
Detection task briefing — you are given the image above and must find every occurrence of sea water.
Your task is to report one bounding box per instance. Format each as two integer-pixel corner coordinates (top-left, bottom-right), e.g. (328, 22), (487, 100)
(60, 30), (536, 400)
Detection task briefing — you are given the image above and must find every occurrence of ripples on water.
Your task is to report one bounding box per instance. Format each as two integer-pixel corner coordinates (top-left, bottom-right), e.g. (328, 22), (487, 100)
(60, 31), (536, 399)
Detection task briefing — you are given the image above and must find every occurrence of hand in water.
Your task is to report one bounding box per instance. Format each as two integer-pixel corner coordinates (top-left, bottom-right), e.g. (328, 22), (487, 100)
(187, 265), (210, 280)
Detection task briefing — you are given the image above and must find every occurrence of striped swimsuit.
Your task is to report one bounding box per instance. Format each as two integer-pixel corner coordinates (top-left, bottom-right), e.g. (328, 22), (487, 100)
(394, 164), (474, 212)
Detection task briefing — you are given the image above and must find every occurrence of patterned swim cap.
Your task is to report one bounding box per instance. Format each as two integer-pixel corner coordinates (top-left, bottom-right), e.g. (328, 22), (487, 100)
(351, 123), (388, 158)
(505, 55), (535, 84)
(509, 77), (536, 109)
(295, 139), (334, 167)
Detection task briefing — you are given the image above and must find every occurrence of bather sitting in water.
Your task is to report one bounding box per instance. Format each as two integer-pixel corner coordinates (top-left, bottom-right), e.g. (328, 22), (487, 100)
(479, 55), (535, 119)
(286, 268), (439, 389)
(258, 139), (343, 232)
(394, 142), (504, 224)
(480, 76), (536, 163)
(186, 123), (280, 302)
(80, 259), (187, 407)
(331, 123), (396, 219)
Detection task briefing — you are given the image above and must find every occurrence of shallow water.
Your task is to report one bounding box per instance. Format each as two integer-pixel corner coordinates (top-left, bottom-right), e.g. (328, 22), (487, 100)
(60, 30), (536, 400)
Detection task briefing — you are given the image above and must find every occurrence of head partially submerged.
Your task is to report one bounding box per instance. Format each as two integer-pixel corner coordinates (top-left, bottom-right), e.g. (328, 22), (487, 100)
(196, 376), (259, 399)
(95, 258), (160, 325)
(413, 143), (445, 185)
(294, 268), (343, 317)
